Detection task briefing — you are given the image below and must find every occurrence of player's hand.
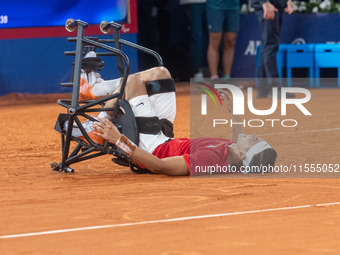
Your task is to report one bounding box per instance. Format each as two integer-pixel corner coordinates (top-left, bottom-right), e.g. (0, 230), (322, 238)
(92, 117), (122, 144)
(218, 89), (233, 114)
(285, 0), (294, 14)
(262, 2), (278, 20)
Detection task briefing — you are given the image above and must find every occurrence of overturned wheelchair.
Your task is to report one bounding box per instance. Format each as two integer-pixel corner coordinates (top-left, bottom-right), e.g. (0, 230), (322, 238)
(52, 19), (175, 174)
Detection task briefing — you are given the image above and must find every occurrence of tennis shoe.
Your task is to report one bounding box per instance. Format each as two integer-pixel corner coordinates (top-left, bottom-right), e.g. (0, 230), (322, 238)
(79, 51), (104, 101)
(64, 118), (105, 145)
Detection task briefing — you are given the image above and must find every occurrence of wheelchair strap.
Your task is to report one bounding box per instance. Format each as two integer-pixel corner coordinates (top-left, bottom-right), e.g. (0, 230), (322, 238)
(81, 57), (105, 72)
(136, 116), (162, 135)
(160, 118), (174, 138)
(72, 57), (105, 72)
(146, 78), (176, 96)
(135, 117), (175, 137)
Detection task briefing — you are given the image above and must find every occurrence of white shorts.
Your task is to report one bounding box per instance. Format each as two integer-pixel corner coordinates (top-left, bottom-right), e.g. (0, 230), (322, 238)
(129, 92), (176, 153)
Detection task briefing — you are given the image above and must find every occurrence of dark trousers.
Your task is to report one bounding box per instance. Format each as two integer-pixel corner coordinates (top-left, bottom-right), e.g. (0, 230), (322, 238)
(183, 3), (207, 74)
(255, 9), (283, 89)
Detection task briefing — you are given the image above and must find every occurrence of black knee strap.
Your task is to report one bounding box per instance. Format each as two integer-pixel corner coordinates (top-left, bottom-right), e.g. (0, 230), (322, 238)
(135, 117), (174, 137)
(146, 78), (176, 96)
(136, 116), (162, 135)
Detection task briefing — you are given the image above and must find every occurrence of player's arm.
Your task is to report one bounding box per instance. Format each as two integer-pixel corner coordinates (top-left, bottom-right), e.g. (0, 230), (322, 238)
(131, 148), (189, 176)
(218, 89), (244, 142)
(93, 118), (189, 176)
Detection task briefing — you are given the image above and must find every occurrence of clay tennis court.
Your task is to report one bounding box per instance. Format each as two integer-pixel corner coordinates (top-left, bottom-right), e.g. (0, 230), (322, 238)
(1, 84), (340, 254)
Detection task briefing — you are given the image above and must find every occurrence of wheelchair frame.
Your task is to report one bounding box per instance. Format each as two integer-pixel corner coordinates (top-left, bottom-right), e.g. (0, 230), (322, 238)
(51, 19), (163, 173)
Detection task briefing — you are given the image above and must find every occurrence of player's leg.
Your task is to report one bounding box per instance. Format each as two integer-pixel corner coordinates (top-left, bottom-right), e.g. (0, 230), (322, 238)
(99, 66), (172, 115)
(80, 51), (170, 100)
(68, 70), (153, 142)
(120, 75), (173, 153)
(77, 65), (172, 120)
(73, 66), (174, 152)
(106, 67), (176, 152)
(132, 67), (177, 124)
(132, 66), (171, 83)
(125, 68), (176, 152)
(148, 90), (176, 125)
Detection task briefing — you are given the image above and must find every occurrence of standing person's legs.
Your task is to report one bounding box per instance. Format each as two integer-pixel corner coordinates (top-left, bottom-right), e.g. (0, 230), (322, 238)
(256, 11), (269, 97)
(186, 3), (207, 77)
(137, 1), (161, 70)
(222, 32), (237, 77)
(255, 9), (282, 97)
(222, 9), (239, 78)
(261, 15), (281, 80)
(207, 7), (224, 79)
(207, 32), (222, 78)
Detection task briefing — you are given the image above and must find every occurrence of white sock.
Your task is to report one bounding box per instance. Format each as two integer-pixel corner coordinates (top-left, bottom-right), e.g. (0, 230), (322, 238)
(91, 78), (121, 97)
(81, 71), (99, 86)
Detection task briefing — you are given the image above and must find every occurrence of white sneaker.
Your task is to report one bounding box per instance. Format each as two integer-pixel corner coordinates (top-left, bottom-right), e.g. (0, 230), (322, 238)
(193, 72), (204, 79)
(64, 118), (105, 145)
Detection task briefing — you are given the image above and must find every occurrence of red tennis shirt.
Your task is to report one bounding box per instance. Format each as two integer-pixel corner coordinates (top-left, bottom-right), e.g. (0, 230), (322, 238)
(152, 137), (234, 175)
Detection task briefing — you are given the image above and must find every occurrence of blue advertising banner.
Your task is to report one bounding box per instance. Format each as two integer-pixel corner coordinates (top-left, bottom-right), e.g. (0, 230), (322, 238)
(231, 13), (340, 78)
(0, 0), (127, 28)
(0, 34), (138, 96)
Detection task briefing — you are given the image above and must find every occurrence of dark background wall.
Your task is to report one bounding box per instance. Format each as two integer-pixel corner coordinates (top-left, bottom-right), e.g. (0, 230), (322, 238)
(1, 1), (340, 96)
(136, 1), (340, 81)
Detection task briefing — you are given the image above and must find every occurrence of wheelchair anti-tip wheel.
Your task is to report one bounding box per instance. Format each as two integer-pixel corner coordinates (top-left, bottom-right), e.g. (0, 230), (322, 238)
(51, 162), (74, 173)
(65, 18), (76, 32)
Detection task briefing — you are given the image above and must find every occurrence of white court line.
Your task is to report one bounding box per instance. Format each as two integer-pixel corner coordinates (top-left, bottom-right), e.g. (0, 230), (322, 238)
(0, 151), (58, 158)
(260, 127), (340, 136)
(1, 201), (340, 240)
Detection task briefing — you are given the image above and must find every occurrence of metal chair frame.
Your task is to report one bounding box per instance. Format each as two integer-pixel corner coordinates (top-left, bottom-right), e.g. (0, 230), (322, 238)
(52, 19), (163, 173)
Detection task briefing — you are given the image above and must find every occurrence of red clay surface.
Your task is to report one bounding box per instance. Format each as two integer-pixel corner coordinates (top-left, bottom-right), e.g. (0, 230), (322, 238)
(1, 85), (340, 255)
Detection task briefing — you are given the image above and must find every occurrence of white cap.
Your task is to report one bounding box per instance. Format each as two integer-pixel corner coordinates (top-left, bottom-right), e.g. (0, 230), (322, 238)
(242, 141), (272, 167)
